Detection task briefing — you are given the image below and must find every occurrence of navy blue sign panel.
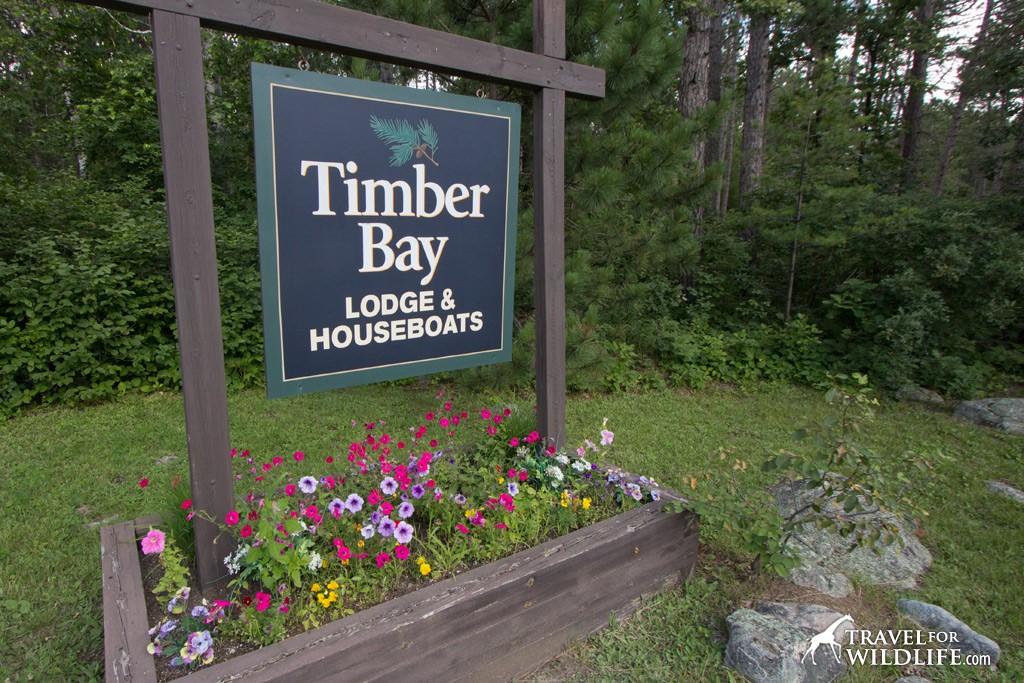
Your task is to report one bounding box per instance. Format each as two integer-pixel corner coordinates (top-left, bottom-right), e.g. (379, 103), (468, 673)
(252, 64), (521, 398)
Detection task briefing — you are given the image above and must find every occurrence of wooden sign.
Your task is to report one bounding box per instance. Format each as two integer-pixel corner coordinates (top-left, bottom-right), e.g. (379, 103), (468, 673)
(253, 65), (521, 397)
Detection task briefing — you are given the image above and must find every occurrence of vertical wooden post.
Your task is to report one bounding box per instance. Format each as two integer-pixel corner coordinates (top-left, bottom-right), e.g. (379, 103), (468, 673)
(533, 0), (567, 446)
(151, 9), (234, 593)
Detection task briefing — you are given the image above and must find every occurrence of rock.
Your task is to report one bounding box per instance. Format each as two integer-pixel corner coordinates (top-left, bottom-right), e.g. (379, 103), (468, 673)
(896, 385), (944, 405)
(156, 454), (177, 465)
(724, 602), (855, 683)
(773, 477), (932, 597)
(897, 599), (1001, 665)
(787, 564), (854, 600)
(954, 398), (1024, 435)
(985, 480), (1024, 504)
(893, 677), (931, 683)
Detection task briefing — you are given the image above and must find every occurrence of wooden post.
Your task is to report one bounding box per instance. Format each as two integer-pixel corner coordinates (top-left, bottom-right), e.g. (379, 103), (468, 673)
(151, 9), (234, 593)
(533, 0), (567, 446)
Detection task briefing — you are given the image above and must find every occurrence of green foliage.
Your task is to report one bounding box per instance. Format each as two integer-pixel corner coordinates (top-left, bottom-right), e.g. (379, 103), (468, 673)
(655, 315), (830, 388)
(152, 536), (190, 610)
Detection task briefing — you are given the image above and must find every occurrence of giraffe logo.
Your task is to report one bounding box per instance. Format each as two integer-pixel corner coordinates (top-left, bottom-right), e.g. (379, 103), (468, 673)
(802, 614), (854, 665)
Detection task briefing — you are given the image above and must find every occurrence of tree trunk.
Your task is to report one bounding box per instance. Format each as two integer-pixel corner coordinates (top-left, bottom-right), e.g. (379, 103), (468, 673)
(933, 0), (995, 197)
(738, 11), (771, 210)
(679, 0), (713, 165)
(704, 0), (725, 172)
(899, 0), (940, 191)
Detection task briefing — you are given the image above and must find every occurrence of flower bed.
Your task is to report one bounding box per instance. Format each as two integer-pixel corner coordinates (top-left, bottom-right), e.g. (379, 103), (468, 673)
(102, 401), (700, 680)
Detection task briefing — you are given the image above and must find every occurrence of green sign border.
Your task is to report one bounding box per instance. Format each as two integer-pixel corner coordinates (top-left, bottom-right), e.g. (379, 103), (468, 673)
(252, 63), (521, 398)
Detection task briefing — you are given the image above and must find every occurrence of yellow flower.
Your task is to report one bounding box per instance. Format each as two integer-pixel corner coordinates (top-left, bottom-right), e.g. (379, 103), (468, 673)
(327, 580), (339, 591)
(498, 477), (504, 484)
(342, 559), (349, 566)
(321, 559), (328, 568)
(465, 509), (475, 518)
(560, 499), (568, 508)
(416, 556), (426, 565)
(311, 583), (321, 593)
(357, 540), (365, 548)
(419, 563), (432, 576)
(582, 498), (591, 510)
(317, 592), (325, 600)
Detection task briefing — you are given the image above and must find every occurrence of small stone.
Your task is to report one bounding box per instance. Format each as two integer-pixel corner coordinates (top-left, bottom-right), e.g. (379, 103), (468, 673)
(985, 480), (1024, 505)
(895, 385), (944, 405)
(156, 454), (177, 465)
(954, 398), (1024, 435)
(897, 599), (1001, 665)
(893, 677), (931, 683)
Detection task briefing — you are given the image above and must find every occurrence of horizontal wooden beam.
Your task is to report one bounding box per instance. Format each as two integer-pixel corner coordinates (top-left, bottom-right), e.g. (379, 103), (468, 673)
(71, 0), (604, 99)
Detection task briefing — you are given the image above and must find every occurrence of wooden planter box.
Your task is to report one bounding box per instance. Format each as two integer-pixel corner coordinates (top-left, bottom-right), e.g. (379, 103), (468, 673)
(102, 500), (699, 682)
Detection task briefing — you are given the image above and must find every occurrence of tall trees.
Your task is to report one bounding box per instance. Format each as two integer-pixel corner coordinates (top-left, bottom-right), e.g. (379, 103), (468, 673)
(738, 11), (772, 207)
(899, 0), (942, 190)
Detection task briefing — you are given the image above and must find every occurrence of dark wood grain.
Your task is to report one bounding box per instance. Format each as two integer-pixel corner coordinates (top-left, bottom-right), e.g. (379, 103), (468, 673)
(151, 9), (235, 593)
(533, 0), (568, 446)
(70, 0), (603, 99)
(102, 522), (158, 683)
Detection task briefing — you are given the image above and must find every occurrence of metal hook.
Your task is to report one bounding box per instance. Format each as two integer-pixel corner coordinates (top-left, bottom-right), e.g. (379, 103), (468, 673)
(298, 57), (310, 71)
(476, 86), (486, 98)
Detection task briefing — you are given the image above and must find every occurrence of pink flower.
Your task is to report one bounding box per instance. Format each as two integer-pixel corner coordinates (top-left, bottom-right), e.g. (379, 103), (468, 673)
(439, 417), (450, 428)
(255, 592), (271, 612)
(240, 525), (253, 538)
(600, 429), (614, 446)
(375, 552), (392, 568)
(140, 529), (165, 555)
(272, 456), (283, 466)
(481, 409), (492, 419)
(337, 545), (351, 561)
(181, 499), (193, 510)
(527, 431), (540, 443)
(493, 415), (503, 424)
(495, 523), (508, 530)
(486, 426), (497, 436)
(285, 484), (296, 497)
(294, 451), (304, 462)
(456, 524), (470, 534)
(546, 445), (556, 454)
(225, 510), (240, 526)
(425, 412), (435, 421)
(394, 545), (410, 560)
(380, 501), (393, 515)
(138, 478), (149, 488)
(509, 437), (519, 447)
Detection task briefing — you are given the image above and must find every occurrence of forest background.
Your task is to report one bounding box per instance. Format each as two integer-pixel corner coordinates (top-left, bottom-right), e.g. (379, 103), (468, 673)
(1, 0), (1022, 414)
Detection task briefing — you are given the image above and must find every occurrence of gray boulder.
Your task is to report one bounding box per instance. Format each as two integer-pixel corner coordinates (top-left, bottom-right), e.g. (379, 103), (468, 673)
(954, 398), (1024, 435)
(774, 477), (932, 598)
(724, 602), (855, 683)
(897, 599), (1001, 665)
(893, 677), (931, 683)
(985, 480), (1024, 505)
(895, 385), (944, 405)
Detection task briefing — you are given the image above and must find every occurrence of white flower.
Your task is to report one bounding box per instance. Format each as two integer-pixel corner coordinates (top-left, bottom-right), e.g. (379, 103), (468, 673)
(571, 460), (588, 472)
(307, 552), (322, 572)
(555, 454), (569, 466)
(546, 465), (564, 481)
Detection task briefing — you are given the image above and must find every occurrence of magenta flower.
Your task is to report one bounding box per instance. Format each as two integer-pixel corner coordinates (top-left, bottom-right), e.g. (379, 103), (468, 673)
(284, 484), (296, 497)
(394, 544), (410, 560)
(140, 529), (166, 555)
(509, 437), (520, 447)
(375, 552), (392, 568)
(255, 592), (271, 612)
(225, 510), (240, 526)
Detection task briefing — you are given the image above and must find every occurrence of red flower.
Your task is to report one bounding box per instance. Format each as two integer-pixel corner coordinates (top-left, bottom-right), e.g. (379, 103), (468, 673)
(503, 408), (511, 417)
(138, 478), (149, 488)
(326, 455), (334, 464)
(240, 525), (253, 538)
(272, 456), (283, 466)
(425, 412), (435, 421)
(242, 595), (253, 606)
(181, 499), (193, 510)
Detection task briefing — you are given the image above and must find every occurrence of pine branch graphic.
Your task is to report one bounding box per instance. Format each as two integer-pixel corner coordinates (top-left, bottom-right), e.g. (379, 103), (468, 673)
(369, 115), (439, 167)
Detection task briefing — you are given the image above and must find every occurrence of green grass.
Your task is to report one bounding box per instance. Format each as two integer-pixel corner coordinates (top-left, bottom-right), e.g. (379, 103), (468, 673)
(1, 384), (1021, 681)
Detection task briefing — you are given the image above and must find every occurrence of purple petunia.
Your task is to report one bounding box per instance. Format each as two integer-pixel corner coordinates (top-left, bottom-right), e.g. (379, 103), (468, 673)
(344, 493), (364, 514)
(380, 476), (399, 495)
(398, 502), (415, 519)
(360, 524), (375, 539)
(377, 517), (396, 537)
(507, 482), (519, 496)
(298, 476), (317, 494)
(328, 498), (345, 517)
(394, 521), (414, 544)
(370, 510), (383, 525)
(411, 483), (426, 499)
(454, 493), (467, 505)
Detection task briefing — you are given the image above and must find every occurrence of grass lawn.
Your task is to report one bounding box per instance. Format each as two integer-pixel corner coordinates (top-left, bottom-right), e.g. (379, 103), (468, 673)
(0, 383), (1021, 681)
